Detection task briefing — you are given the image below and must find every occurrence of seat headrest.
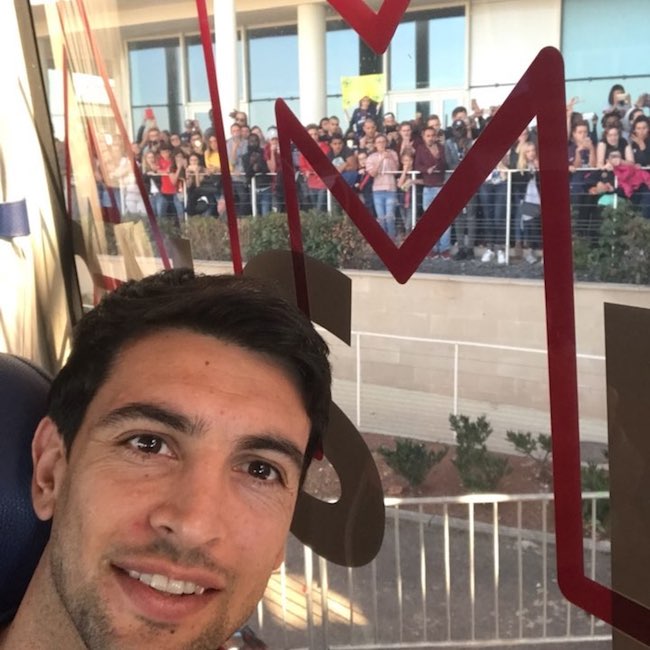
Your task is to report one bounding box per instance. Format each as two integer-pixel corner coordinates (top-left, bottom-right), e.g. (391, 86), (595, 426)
(0, 354), (52, 619)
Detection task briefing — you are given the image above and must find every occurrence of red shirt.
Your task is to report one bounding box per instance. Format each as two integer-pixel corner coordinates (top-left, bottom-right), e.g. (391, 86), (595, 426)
(158, 156), (177, 194)
(298, 141), (331, 190)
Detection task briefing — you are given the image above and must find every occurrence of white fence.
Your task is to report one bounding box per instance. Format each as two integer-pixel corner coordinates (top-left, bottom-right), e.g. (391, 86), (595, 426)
(244, 493), (611, 649)
(324, 330), (607, 455)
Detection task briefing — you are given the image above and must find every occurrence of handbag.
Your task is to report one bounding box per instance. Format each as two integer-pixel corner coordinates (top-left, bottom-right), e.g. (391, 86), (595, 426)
(520, 201), (541, 220)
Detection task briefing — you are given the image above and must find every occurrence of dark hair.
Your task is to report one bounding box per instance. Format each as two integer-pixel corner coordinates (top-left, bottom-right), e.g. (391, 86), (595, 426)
(632, 115), (649, 131)
(571, 119), (590, 133)
(607, 84), (625, 107)
(48, 270), (331, 466)
(451, 106), (467, 118)
(601, 110), (621, 129)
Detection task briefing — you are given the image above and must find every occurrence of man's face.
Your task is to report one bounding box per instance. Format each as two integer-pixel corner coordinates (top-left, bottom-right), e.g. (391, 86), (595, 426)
(427, 117), (441, 131)
(34, 330), (310, 649)
(422, 128), (435, 146)
(230, 125), (241, 139)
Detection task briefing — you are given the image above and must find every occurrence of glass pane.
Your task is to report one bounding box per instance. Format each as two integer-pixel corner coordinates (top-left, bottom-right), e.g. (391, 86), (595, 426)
(326, 95), (345, 125)
(249, 98), (299, 132)
(395, 101), (416, 123)
(131, 105), (170, 136)
(429, 15), (465, 88)
(128, 46), (168, 106)
(389, 22), (416, 91)
(187, 40), (210, 103)
(562, 0), (648, 78)
(326, 28), (359, 96)
(249, 31), (299, 100)
(442, 97), (462, 128)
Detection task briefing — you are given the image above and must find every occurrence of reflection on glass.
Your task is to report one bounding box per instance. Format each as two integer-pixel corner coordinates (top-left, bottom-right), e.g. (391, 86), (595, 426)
(428, 15), (465, 88)
(129, 44), (169, 106)
(248, 29), (299, 100)
(389, 22), (416, 91)
(326, 27), (359, 96)
(186, 39), (209, 103)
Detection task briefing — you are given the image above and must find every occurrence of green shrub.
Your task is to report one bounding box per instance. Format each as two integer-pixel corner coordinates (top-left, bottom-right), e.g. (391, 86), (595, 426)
(450, 414), (509, 492)
(378, 438), (447, 487)
(333, 215), (382, 270)
(587, 203), (650, 284)
(183, 216), (235, 261)
(301, 211), (342, 267)
(506, 430), (552, 483)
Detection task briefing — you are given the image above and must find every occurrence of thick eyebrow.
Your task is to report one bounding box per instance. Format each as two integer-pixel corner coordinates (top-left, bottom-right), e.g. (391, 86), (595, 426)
(97, 402), (207, 437)
(234, 435), (305, 474)
(96, 404), (305, 470)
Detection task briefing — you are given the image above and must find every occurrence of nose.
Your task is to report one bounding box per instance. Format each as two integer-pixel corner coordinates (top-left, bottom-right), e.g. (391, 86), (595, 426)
(148, 459), (231, 548)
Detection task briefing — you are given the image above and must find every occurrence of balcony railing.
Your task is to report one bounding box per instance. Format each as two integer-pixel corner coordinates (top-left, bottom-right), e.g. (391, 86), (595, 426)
(242, 492), (611, 649)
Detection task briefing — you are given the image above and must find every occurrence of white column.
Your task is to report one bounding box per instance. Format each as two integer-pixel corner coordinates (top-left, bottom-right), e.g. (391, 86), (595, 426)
(214, 0), (238, 128)
(297, 3), (326, 124)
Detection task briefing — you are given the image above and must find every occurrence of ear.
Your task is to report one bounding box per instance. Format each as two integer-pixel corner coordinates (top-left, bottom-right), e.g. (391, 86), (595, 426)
(31, 417), (67, 521)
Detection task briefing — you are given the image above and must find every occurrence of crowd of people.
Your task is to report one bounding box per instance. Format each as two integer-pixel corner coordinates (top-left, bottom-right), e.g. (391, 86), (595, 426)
(94, 84), (650, 264)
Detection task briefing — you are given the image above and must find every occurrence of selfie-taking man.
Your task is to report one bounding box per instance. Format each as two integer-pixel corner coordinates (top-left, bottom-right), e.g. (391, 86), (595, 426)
(0, 269), (331, 650)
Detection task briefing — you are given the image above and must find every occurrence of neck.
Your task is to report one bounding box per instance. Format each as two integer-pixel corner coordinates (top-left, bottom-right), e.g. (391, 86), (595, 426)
(1, 550), (83, 650)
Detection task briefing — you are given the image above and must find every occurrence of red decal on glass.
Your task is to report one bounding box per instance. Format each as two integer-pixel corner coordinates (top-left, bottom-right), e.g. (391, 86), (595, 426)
(274, 47), (650, 643)
(195, 0), (243, 274)
(326, 0), (411, 54)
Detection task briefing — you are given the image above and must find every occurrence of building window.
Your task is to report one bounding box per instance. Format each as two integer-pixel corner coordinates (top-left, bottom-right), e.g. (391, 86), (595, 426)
(186, 37), (210, 104)
(326, 23), (360, 122)
(562, 0), (650, 118)
(247, 26), (298, 129)
(128, 38), (182, 137)
(389, 7), (465, 92)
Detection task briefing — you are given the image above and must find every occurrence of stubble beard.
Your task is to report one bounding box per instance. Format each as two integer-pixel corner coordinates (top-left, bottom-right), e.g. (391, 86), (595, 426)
(48, 537), (261, 650)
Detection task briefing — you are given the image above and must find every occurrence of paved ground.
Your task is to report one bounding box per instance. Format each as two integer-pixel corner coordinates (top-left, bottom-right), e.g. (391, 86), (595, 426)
(244, 511), (612, 649)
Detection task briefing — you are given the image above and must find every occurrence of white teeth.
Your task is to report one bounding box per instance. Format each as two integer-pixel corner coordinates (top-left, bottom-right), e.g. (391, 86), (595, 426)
(167, 579), (184, 595)
(126, 570), (205, 595)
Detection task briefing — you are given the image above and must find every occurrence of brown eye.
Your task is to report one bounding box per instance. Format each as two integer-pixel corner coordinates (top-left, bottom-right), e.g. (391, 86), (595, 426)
(247, 460), (280, 482)
(128, 435), (170, 456)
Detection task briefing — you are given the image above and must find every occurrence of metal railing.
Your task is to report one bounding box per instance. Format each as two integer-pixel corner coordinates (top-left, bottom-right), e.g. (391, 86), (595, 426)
(110, 162), (650, 254)
(323, 330), (607, 454)
(249, 492), (611, 649)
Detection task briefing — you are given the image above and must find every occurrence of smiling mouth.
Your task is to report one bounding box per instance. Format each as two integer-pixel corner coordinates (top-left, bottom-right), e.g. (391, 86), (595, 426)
(125, 569), (207, 596)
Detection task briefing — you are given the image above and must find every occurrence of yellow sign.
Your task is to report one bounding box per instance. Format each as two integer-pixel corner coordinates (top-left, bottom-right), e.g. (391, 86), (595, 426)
(340, 74), (385, 111)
